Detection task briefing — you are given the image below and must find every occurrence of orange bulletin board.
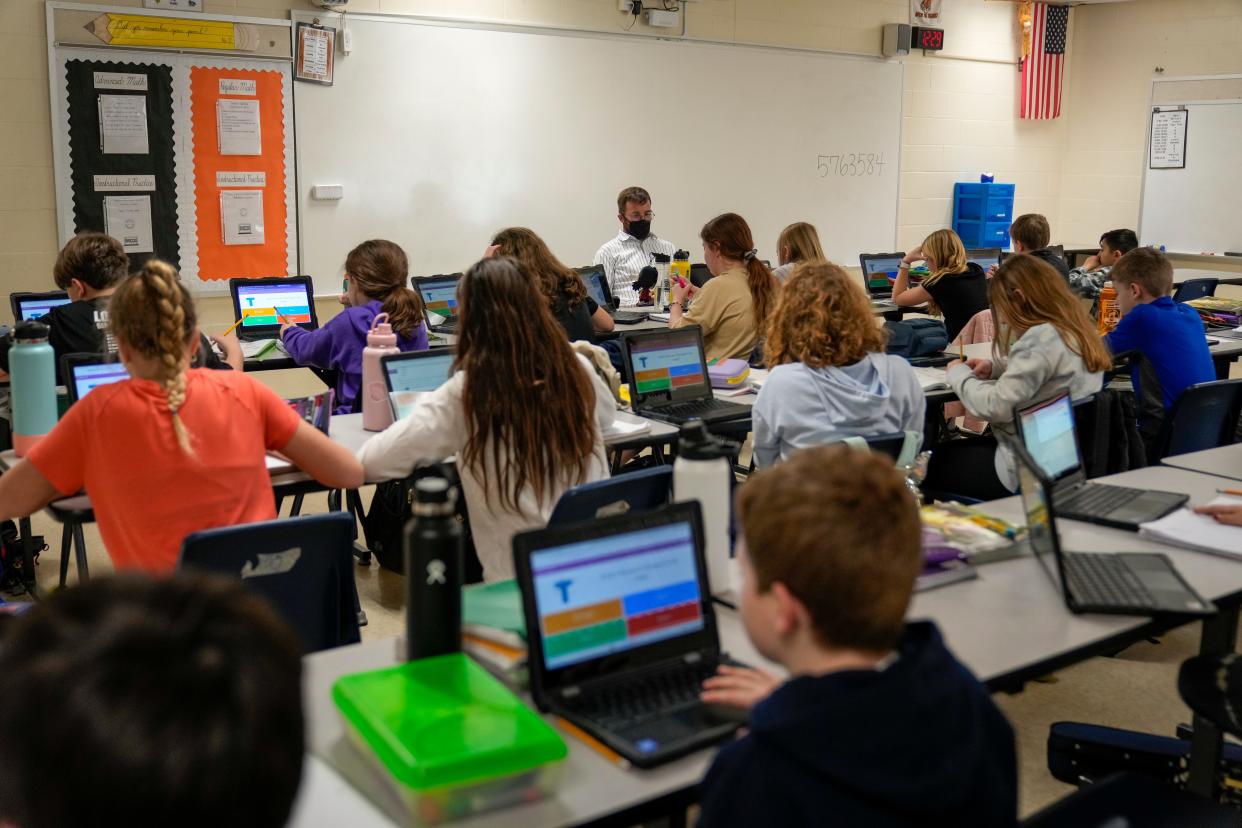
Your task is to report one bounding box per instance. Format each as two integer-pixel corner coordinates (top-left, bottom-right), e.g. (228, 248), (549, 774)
(189, 66), (289, 281)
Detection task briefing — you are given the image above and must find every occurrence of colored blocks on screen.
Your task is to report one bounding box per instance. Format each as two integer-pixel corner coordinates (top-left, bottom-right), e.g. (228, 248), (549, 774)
(542, 598), (623, 635)
(626, 601), (701, 637)
(544, 618), (627, 660)
(622, 580), (699, 616)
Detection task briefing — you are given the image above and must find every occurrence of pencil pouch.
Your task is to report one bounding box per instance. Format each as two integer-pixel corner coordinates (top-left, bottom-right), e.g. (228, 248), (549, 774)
(708, 359), (749, 388)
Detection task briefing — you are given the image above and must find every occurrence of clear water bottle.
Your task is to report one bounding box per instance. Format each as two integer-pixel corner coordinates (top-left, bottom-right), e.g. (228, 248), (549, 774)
(673, 421), (737, 597)
(362, 312), (399, 432)
(10, 320), (56, 457)
(404, 477), (463, 661)
(653, 252), (672, 311)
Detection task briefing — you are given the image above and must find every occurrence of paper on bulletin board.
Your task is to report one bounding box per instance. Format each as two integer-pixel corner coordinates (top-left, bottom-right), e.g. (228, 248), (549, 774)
(1150, 109), (1188, 170)
(220, 190), (265, 245)
(295, 23), (334, 85)
(217, 98), (261, 155)
(104, 194), (154, 253)
(99, 94), (148, 154)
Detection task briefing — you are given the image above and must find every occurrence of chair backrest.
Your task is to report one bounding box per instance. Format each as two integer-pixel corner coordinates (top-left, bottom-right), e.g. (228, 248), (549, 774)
(1172, 277), (1219, 303)
(179, 512), (361, 653)
(549, 466), (672, 525)
(1021, 772), (1238, 827)
(1154, 378), (1242, 460)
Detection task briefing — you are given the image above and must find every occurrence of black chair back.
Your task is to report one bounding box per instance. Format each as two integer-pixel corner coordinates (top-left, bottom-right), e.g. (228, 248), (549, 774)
(1153, 378), (1242, 460)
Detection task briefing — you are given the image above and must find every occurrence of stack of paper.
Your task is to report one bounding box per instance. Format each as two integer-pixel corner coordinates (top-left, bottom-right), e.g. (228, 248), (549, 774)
(1139, 496), (1242, 557)
(461, 580), (528, 688)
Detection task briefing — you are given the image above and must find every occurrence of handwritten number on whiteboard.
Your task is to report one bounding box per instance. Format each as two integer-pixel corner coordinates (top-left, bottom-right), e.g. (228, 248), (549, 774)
(816, 152), (884, 179)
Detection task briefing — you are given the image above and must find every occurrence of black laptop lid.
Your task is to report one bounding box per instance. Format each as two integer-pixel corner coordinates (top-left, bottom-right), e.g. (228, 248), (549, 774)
(514, 502), (721, 701)
(61, 353), (129, 404)
(229, 277), (317, 338)
(966, 248), (1001, 272)
(858, 253), (905, 297)
(620, 327), (714, 412)
(1012, 440), (1075, 606)
(1015, 392), (1086, 486)
(11, 291), (70, 323)
(414, 275), (461, 323)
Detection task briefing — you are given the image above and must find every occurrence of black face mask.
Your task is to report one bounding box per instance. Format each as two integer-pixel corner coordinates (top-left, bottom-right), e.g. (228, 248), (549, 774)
(626, 219), (652, 240)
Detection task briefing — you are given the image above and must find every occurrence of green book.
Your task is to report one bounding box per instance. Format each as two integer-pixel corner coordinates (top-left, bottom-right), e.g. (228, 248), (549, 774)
(462, 579), (526, 642)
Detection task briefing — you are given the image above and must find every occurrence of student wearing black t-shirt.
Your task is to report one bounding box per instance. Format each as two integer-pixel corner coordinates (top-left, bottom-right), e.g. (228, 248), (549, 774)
(891, 229), (989, 342)
(0, 233), (240, 381)
(488, 227), (613, 342)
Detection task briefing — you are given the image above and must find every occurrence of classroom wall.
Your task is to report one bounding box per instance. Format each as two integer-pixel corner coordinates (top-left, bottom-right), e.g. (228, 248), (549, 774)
(2, 0), (1236, 307)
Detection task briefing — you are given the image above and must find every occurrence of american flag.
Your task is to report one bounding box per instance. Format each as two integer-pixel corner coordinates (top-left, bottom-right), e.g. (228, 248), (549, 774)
(1020, 2), (1069, 120)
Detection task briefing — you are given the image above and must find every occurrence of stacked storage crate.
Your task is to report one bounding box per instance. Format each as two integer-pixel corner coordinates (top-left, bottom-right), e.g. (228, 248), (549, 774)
(952, 183), (1016, 249)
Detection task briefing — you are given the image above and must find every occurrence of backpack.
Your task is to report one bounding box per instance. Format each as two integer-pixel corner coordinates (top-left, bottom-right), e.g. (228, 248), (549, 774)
(0, 520), (45, 595)
(884, 318), (949, 359)
(360, 465), (483, 584)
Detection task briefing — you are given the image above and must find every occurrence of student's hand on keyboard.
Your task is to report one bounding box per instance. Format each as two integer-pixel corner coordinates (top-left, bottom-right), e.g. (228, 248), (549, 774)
(700, 665), (781, 712)
(1195, 504), (1242, 527)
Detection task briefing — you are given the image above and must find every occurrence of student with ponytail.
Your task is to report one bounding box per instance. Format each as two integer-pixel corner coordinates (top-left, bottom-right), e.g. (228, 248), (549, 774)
(0, 260), (364, 572)
(281, 239), (429, 413)
(669, 213), (777, 362)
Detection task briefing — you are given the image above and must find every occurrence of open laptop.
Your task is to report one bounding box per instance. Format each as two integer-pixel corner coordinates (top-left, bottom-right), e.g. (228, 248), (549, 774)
(380, 348), (453, 420)
(575, 265), (647, 325)
(413, 274), (461, 334)
(620, 327), (751, 425)
(1016, 393), (1187, 530)
(513, 501), (747, 768)
(858, 252), (905, 303)
(966, 248), (1002, 272)
(11, 291), (71, 323)
(1012, 440), (1211, 616)
(61, 353), (128, 404)
(229, 277), (318, 343)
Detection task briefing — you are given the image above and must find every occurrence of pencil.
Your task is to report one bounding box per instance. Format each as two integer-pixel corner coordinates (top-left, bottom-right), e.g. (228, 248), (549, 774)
(958, 339), (964, 360)
(555, 717), (632, 770)
(1216, 489), (1242, 497)
(219, 318), (244, 337)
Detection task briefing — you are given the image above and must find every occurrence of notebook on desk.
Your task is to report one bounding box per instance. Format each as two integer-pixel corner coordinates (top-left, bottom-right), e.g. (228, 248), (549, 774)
(1011, 440), (1211, 616)
(10, 291), (70, 322)
(513, 502), (747, 769)
(229, 277), (318, 343)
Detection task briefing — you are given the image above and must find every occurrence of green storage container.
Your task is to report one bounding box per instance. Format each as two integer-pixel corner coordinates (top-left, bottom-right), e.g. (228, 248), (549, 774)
(332, 653), (566, 824)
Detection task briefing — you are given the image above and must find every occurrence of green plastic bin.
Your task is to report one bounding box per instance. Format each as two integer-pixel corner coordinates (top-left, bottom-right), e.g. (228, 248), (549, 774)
(332, 653), (567, 824)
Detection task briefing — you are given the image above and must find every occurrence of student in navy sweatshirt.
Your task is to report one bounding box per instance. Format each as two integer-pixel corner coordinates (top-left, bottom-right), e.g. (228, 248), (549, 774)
(281, 239), (429, 413)
(697, 446), (1017, 828)
(1104, 247), (1215, 450)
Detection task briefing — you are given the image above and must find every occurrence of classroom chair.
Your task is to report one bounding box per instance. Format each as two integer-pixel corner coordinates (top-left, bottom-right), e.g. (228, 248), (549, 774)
(549, 466), (672, 525)
(1172, 278), (1219, 304)
(1020, 772), (1237, 827)
(178, 512), (362, 653)
(1151, 378), (1242, 461)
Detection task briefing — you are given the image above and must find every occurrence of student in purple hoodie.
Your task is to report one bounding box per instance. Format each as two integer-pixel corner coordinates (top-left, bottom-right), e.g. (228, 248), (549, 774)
(280, 240), (428, 413)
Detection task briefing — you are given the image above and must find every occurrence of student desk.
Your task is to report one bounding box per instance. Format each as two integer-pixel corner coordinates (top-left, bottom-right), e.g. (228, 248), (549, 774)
(1161, 443), (1242, 483)
(293, 465), (1242, 824)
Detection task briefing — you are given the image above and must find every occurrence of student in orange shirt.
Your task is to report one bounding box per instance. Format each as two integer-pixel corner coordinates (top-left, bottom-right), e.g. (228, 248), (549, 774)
(0, 260), (364, 572)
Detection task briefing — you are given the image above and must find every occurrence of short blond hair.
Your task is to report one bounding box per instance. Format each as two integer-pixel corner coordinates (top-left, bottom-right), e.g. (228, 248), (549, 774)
(1110, 247), (1173, 297)
(765, 263), (885, 368)
(776, 222), (826, 266)
(736, 445), (921, 651)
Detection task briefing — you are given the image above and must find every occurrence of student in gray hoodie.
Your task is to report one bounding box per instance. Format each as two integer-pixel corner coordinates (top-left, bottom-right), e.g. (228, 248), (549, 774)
(752, 263), (925, 468)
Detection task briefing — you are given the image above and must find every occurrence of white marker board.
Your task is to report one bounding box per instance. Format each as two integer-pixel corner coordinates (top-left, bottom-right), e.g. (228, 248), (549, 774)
(292, 14), (903, 295)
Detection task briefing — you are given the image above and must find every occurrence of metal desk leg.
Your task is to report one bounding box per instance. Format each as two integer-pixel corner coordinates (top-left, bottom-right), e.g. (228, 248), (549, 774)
(1187, 604), (1240, 798)
(72, 524), (89, 582)
(18, 516), (36, 599)
(58, 524), (72, 587)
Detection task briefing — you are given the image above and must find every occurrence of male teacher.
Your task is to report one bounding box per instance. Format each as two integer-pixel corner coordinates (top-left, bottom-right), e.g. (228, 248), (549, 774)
(593, 186), (677, 306)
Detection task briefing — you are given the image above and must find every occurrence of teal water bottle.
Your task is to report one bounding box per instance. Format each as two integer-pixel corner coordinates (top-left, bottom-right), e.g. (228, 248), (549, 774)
(10, 320), (57, 457)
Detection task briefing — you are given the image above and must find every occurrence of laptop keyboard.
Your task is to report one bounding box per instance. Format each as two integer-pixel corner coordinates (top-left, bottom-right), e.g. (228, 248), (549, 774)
(1065, 553), (1156, 609)
(566, 660), (721, 729)
(1057, 483), (1142, 518)
(656, 398), (749, 421)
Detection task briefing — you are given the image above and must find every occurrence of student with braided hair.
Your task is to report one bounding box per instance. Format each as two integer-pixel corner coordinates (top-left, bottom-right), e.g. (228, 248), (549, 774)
(281, 239), (430, 413)
(0, 259), (364, 572)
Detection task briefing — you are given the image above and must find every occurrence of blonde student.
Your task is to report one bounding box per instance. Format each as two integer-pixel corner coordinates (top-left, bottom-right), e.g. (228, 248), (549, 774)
(669, 213), (777, 363)
(752, 263), (925, 467)
(771, 222), (827, 283)
(923, 254), (1109, 500)
(891, 228), (989, 342)
(489, 227), (614, 340)
(0, 260), (364, 572)
(356, 257), (615, 581)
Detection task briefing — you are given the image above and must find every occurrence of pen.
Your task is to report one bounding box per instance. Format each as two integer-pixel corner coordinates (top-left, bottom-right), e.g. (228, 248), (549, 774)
(555, 717), (631, 770)
(219, 318), (244, 337)
(958, 340), (964, 360)
(1216, 489), (1242, 497)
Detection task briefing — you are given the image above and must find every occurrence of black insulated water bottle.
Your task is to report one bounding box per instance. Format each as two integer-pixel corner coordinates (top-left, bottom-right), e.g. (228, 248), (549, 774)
(404, 476), (463, 661)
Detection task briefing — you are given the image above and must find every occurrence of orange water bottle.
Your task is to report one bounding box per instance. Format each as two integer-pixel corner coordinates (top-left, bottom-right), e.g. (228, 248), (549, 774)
(1097, 282), (1120, 334)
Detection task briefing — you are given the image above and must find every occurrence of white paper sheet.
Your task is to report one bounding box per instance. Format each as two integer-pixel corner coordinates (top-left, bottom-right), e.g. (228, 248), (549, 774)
(98, 94), (148, 155)
(103, 195), (154, 254)
(296, 24), (334, 84)
(217, 98), (262, 156)
(220, 189), (265, 245)
(1139, 495), (1242, 557)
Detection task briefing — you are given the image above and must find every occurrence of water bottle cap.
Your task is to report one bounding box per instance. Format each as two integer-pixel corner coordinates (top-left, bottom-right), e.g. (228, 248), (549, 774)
(677, 419), (735, 460)
(653, 252), (671, 264)
(13, 320), (49, 342)
(413, 477), (456, 515)
(675, 250), (690, 260)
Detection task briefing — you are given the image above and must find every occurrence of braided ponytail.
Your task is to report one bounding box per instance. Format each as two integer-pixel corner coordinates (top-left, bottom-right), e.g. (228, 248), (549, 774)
(109, 259), (198, 455)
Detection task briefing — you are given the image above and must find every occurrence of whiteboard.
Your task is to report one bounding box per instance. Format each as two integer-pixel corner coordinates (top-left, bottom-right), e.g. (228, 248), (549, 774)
(293, 14), (903, 295)
(1140, 101), (1242, 254)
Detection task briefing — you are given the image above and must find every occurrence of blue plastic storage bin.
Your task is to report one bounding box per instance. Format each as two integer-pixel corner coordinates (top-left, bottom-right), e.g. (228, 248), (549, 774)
(955, 220), (1011, 249)
(953, 182), (1016, 224)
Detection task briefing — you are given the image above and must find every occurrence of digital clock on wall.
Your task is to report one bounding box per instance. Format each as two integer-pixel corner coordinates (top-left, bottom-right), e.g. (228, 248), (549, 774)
(912, 26), (944, 51)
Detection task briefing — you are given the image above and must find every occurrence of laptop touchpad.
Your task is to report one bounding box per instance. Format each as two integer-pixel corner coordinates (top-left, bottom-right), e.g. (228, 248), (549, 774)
(617, 705), (742, 754)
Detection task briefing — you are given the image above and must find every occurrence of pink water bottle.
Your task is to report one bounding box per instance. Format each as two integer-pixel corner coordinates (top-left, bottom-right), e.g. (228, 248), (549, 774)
(362, 312), (399, 432)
